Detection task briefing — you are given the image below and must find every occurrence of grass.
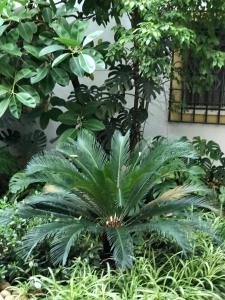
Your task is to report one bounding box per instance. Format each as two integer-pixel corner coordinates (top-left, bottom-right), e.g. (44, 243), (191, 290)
(11, 238), (225, 300)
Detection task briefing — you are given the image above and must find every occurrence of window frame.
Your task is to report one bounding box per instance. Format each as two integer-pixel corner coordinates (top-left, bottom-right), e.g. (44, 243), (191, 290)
(169, 52), (225, 125)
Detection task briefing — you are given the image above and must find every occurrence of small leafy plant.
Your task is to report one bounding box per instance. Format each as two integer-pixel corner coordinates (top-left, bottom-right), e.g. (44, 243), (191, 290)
(1, 131), (215, 269)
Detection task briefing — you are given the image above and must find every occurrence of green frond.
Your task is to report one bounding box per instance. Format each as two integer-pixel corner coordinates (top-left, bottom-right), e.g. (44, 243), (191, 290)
(139, 140), (197, 175)
(25, 151), (85, 189)
(21, 219), (102, 265)
(16, 191), (98, 220)
(57, 131), (107, 181)
(129, 218), (193, 253)
(106, 227), (133, 270)
(21, 221), (74, 259)
(139, 196), (215, 219)
(157, 185), (208, 201)
(9, 172), (38, 194)
(109, 130), (130, 207)
(0, 208), (14, 225)
(49, 223), (85, 265)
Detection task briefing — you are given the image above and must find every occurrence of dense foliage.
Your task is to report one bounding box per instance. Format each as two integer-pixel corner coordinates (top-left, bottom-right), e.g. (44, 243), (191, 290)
(1, 1), (225, 147)
(0, 130), (216, 269)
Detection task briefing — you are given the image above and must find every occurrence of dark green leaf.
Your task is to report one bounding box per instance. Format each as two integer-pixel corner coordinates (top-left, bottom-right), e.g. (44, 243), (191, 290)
(31, 67), (49, 84)
(42, 7), (53, 23)
(39, 45), (65, 57)
(83, 30), (103, 47)
(51, 68), (70, 86)
(57, 128), (77, 144)
(83, 119), (105, 131)
(18, 22), (37, 43)
(0, 43), (21, 56)
(52, 53), (70, 67)
(0, 97), (10, 118)
(9, 95), (22, 119)
(58, 111), (77, 125)
(78, 53), (96, 74)
(69, 56), (85, 77)
(0, 24), (8, 36)
(0, 85), (9, 97)
(15, 68), (33, 83)
(16, 92), (37, 108)
(24, 45), (42, 59)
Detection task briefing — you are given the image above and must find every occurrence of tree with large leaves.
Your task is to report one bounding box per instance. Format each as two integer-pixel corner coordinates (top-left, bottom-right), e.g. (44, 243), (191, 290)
(0, 130), (216, 269)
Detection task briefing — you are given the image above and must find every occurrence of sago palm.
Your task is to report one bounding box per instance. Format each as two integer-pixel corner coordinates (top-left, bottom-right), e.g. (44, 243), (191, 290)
(0, 130), (215, 269)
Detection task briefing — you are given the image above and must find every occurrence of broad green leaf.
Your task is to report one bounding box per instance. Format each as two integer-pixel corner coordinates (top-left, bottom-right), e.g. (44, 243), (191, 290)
(39, 45), (65, 57)
(83, 48), (105, 69)
(15, 68), (33, 83)
(31, 67), (49, 84)
(16, 92), (37, 108)
(50, 96), (66, 107)
(0, 62), (14, 78)
(39, 75), (55, 96)
(0, 97), (10, 118)
(19, 85), (40, 105)
(0, 85), (9, 97)
(54, 37), (79, 47)
(9, 95), (22, 119)
(42, 7), (53, 23)
(0, 24), (8, 36)
(78, 53), (96, 74)
(0, 0), (7, 15)
(69, 56), (85, 77)
(52, 53), (70, 67)
(24, 45), (42, 59)
(51, 68), (70, 86)
(58, 111), (77, 125)
(70, 20), (87, 43)
(18, 22), (37, 43)
(83, 119), (105, 131)
(83, 30), (103, 47)
(0, 43), (21, 56)
(50, 19), (70, 38)
(57, 128), (77, 145)
(48, 107), (63, 121)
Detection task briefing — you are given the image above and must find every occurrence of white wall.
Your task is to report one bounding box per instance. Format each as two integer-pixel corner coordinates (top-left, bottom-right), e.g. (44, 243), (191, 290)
(144, 90), (225, 153)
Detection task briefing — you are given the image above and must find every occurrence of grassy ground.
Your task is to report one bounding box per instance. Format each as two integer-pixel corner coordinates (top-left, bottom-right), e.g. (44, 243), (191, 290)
(11, 237), (225, 300)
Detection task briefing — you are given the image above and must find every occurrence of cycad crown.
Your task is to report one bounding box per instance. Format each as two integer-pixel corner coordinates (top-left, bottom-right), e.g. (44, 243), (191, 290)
(1, 130), (215, 269)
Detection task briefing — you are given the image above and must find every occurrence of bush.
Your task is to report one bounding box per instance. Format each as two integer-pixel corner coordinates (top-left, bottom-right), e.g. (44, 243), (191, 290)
(14, 238), (225, 300)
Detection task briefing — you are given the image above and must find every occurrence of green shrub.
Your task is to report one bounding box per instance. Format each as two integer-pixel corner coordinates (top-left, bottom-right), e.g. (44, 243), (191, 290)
(0, 130), (216, 269)
(15, 239), (225, 300)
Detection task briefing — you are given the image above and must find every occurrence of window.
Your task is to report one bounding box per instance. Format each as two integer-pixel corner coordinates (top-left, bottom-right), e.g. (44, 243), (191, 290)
(169, 50), (225, 125)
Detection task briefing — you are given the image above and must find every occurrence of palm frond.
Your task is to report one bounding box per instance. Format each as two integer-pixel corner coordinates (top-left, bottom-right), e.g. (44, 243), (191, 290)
(58, 131), (107, 181)
(157, 185), (208, 201)
(21, 219), (101, 264)
(9, 172), (39, 194)
(106, 227), (133, 270)
(129, 218), (193, 253)
(0, 208), (14, 225)
(138, 196), (216, 219)
(21, 221), (73, 259)
(25, 151), (85, 189)
(50, 223), (84, 265)
(138, 140), (197, 175)
(109, 130), (130, 207)
(16, 191), (98, 219)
